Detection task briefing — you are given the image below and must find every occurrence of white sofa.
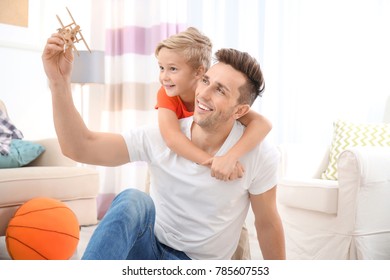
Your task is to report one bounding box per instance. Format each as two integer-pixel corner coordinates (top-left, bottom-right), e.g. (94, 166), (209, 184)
(0, 99), (100, 237)
(277, 143), (390, 259)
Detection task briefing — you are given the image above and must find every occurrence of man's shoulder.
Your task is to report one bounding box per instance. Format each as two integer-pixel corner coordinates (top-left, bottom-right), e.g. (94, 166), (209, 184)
(122, 123), (167, 162)
(235, 122), (279, 160)
(123, 123), (161, 142)
(252, 139), (280, 173)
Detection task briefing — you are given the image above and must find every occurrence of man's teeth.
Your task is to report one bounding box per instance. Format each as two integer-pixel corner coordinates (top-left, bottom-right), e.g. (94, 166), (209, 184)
(198, 103), (211, 111)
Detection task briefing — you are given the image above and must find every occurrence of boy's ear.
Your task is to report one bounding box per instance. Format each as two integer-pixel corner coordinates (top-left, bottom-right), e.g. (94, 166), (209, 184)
(233, 104), (250, 120)
(195, 66), (205, 78)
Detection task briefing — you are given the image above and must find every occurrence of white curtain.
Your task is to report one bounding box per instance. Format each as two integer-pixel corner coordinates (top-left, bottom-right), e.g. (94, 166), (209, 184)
(89, 0), (188, 218)
(261, 0), (390, 146)
(188, 0), (390, 146)
(88, 0), (390, 218)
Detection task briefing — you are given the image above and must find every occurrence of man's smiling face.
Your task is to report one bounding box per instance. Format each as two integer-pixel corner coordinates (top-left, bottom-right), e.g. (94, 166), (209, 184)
(193, 62), (246, 130)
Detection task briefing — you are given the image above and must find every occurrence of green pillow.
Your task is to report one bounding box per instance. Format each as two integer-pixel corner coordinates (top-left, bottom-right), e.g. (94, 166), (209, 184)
(0, 139), (45, 168)
(322, 120), (390, 180)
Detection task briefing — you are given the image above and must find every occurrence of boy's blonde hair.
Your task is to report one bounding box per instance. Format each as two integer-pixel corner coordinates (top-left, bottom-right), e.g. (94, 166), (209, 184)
(155, 27), (212, 71)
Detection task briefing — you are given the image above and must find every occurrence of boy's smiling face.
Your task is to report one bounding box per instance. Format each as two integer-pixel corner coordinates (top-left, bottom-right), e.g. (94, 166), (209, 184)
(157, 48), (203, 103)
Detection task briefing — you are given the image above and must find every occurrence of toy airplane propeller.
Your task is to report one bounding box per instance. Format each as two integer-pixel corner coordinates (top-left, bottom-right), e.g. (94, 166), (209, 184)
(56, 7), (91, 56)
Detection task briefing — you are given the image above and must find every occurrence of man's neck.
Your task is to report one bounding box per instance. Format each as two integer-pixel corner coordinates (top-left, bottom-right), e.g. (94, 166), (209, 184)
(190, 121), (234, 156)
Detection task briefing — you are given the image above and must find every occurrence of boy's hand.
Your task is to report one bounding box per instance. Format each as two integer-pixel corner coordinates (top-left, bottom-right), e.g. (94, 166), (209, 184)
(203, 156), (245, 181)
(42, 33), (74, 84)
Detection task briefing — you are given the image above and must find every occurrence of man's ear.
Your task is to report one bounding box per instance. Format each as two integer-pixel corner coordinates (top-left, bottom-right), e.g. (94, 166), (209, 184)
(233, 104), (251, 120)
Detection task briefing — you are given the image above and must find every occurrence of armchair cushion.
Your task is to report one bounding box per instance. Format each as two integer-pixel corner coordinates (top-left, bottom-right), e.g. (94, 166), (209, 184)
(322, 120), (390, 180)
(0, 139), (45, 168)
(29, 138), (76, 167)
(278, 179), (338, 214)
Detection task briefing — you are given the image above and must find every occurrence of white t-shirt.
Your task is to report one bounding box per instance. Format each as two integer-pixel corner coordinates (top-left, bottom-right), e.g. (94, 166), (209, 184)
(123, 117), (280, 259)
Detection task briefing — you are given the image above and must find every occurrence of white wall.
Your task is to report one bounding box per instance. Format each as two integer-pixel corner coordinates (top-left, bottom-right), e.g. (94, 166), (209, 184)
(0, 46), (54, 139)
(0, 0), (92, 140)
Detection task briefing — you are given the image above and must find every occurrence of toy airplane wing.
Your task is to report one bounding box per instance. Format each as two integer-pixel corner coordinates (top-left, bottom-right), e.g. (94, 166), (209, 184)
(56, 7), (91, 54)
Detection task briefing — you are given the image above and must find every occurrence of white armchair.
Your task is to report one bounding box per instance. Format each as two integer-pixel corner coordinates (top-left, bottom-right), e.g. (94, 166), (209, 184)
(277, 143), (390, 259)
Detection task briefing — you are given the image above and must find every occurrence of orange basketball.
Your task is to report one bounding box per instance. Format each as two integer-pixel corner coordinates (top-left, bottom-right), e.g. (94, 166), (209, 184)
(5, 197), (80, 260)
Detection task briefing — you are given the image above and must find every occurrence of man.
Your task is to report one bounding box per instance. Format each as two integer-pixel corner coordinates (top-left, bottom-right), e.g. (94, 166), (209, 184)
(42, 33), (285, 260)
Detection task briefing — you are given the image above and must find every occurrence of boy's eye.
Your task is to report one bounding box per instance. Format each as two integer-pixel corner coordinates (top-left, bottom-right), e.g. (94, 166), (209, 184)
(201, 77), (209, 84)
(159, 66), (164, 71)
(170, 67), (177, 72)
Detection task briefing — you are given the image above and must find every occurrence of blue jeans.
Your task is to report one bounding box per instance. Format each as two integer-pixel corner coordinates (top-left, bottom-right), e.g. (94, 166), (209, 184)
(82, 189), (191, 260)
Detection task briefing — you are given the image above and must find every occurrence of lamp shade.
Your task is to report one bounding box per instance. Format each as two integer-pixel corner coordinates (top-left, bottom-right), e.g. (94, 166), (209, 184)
(71, 51), (105, 84)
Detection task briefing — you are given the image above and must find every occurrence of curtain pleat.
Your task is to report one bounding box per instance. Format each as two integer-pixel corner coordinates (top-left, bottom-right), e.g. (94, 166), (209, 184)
(91, 0), (187, 219)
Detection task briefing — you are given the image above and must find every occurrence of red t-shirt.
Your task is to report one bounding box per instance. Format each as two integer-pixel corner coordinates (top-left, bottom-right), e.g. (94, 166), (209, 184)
(155, 86), (193, 119)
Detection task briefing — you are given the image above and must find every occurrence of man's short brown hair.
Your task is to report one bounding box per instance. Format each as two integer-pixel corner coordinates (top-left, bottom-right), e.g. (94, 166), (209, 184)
(214, 48), (265, 106)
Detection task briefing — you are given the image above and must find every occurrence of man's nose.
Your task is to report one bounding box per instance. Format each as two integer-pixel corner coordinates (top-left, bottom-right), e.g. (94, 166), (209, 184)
(197, 84), (211, 99)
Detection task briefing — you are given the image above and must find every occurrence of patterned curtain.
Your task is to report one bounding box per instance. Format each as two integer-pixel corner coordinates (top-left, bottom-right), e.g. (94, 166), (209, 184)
(90, 0), (188, 219)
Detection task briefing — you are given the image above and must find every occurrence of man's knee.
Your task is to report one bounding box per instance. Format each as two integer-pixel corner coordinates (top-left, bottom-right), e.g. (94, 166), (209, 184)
(113, 188), (155, 215)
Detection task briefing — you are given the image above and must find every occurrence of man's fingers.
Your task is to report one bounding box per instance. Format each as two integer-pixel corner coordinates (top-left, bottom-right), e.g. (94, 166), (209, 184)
(45, 43), (63, 52)
(64, 45), (74, 63)
(47, 34), (65, 46)
(42, 44), (63, 61)
(202, 158), (213, 166)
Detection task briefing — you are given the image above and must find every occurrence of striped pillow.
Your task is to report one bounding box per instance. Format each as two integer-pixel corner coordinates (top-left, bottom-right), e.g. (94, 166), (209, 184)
(321, 120), (390, 180)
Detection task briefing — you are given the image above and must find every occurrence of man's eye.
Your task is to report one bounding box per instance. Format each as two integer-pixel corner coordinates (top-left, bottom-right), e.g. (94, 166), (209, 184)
(202, 78), (208, 84)
(217, 87), (225, 94)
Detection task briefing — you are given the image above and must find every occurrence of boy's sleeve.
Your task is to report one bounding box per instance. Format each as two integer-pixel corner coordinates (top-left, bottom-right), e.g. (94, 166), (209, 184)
(154, 86), (193, 119)
(155, 86), (179, 112)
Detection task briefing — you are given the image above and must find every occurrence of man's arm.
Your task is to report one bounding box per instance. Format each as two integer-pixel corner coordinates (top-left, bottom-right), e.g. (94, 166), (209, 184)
(250, 187), (286, 260)
(42, 33), (130, 166)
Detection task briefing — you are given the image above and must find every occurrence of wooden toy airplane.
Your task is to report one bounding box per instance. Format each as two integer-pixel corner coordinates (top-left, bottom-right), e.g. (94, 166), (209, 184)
(56, 7), (91, 56)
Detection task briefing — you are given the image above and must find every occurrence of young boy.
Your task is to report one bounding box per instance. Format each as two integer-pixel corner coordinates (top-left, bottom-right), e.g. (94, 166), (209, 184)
(155, 27), (272, 181)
